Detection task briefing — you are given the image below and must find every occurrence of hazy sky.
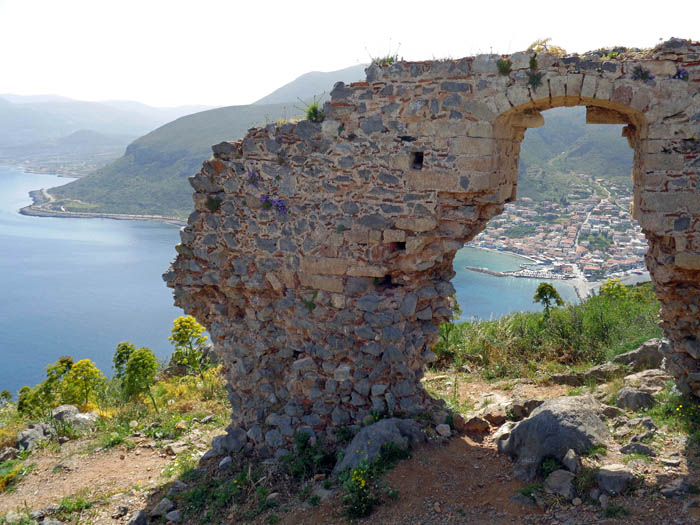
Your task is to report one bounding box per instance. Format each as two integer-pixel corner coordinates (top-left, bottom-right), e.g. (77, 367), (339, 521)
(2, 0), (699, 108)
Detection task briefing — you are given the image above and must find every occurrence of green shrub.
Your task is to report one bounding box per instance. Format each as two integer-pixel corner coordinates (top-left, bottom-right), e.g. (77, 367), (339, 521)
(496, 58), (511, 75)
(431, 283), (661, 379)
(305, 103), (324, 123)
(169, 315), (210, 377)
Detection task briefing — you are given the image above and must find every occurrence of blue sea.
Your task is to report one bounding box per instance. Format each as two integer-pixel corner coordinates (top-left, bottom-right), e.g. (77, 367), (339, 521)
(0, 167), (578, 393)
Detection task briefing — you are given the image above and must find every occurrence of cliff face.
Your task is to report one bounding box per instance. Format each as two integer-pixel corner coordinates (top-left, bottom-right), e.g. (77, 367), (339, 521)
(165, 38), (700, 455)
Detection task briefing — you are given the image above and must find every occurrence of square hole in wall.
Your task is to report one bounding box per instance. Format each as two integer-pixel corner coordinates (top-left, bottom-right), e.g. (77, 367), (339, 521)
(411, 151), (424, 170)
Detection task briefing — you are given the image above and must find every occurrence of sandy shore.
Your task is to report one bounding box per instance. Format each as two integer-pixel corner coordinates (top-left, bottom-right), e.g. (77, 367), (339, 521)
(19, 203), (186, 227)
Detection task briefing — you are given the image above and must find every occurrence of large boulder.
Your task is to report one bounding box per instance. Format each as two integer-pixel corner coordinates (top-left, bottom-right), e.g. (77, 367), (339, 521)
(17, 422), (53, 450)
(612, 339), (666, 371)
(498, 396), (609, 481)
(333, 418), (424, 475)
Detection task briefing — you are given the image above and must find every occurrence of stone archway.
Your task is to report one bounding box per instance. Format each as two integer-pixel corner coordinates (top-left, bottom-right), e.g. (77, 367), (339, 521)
(164, 38), (700, 455)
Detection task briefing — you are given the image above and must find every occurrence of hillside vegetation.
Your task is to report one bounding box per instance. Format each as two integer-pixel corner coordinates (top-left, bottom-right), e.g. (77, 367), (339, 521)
(433, 281), (661, 380)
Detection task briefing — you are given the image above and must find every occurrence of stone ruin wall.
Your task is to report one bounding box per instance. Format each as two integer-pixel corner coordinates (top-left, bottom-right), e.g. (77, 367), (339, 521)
(164, 38), (700, 457)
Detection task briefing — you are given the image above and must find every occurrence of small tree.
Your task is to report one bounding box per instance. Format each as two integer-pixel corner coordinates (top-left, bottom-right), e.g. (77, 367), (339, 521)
(0, 390), (12, 406)
(533, 282), (564, 316)
(62, 359), (106, 407)
(41, 356), (74, 405)
(169, 315), (209, 377)
(113, 341), (136, 381)
(123, 347), (159, 412)
(600, 278), (629, 300)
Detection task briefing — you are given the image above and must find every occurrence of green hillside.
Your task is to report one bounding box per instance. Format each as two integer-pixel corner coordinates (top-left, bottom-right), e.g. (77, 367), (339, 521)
(50, 103), (303, 217)
(517, 107), (633, 203)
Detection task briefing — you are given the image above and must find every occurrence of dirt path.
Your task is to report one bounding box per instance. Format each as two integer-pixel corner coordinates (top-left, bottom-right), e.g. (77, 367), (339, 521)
(0, 439), (169, 513)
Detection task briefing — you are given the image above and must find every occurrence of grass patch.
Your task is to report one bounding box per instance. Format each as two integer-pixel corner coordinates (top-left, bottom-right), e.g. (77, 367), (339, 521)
(431, 282), (660, 380)
(603, 502), (630, 518)
(647, 387), (700, 437)
(520, 482), (543, 498)
(0, 460), (34, 493)
(56, 495), (93, 521)
(583, 445), (608, 457)
(622, 452), (652, 464)
(540, 456), (561, 478)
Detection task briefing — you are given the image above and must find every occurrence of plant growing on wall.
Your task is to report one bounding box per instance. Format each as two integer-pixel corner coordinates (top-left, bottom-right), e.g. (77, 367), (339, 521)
(528, 38), (566, 56)
(259, 195), (287, 215)
(631, 65), (655, 81)
(526, 54), (544, 90)
(496, 58), (512, 76)
(672, 68), (689, 81)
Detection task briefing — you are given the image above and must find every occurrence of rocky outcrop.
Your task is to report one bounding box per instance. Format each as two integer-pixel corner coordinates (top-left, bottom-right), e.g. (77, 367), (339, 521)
(612, 338), (666, 371)
(164, 38), (700, 454)
(498, 396), (609, 481)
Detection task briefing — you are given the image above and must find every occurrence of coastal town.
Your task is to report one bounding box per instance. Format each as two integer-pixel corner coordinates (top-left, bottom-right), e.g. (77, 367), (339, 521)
(468, 175), (648, 282)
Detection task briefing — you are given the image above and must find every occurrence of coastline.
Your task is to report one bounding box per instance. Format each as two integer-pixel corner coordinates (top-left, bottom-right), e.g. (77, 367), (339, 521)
(19, 203), (186, 227)
(19, 186), (186, 227)
(465, 245), (651, 303)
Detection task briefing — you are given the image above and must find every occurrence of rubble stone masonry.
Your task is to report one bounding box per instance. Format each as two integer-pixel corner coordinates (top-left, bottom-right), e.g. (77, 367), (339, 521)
(164, 38), (700, 456)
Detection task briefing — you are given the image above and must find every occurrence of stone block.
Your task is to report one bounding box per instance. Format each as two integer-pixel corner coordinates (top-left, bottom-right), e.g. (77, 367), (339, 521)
(676, 252), (700, 270)
(347, 265), (387, 278)
(301, 256), (349, 276)
(580, 75), (598, 99)
(448, 137), (495, 156)
(505, 84), (533, 108)
(298, 273), (344, 293)
(394, 216), (437, 232)
(383, 229), (406, 243)
(566, 74), (584, 98)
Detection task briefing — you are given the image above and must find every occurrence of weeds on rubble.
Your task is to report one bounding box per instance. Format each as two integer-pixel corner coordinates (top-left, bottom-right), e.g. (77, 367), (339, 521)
(672, 68), (689, 81)
(527, 70), (544, 90)
(283, 432), (335, 480)
(603, 503), (630, 518)
(339, 442), (410, 518)
(297, 95), (325, 123)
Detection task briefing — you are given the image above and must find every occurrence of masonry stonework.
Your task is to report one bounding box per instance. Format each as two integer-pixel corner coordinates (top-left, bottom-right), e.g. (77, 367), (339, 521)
(165, 38), (700, 456)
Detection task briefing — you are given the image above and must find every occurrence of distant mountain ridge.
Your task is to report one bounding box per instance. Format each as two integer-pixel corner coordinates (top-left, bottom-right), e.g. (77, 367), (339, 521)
(253, 65), (367, 105)
(0, 95), (209, 148)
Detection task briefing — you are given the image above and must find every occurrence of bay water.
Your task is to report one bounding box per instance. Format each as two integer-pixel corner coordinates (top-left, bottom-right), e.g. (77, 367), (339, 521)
(0, 167), (577, 393)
